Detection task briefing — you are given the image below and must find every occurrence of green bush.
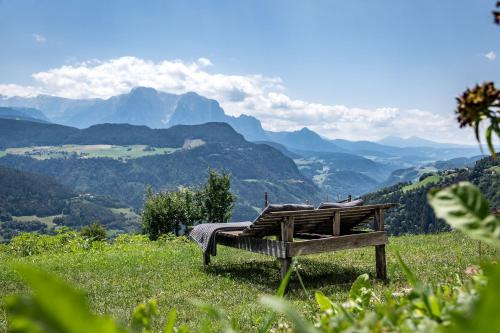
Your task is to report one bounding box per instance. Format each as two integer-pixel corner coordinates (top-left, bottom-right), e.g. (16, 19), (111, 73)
(8, 228), (95, 256)
(156, 233), (190, 244)
(80, 221), (107, 241)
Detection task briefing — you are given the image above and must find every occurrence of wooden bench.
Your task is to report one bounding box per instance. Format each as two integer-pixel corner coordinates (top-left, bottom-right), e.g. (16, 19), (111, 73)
(207, 203), (395, 280)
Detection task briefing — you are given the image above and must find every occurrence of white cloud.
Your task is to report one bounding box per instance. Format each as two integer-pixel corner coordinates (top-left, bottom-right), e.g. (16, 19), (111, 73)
(0, 84), (40, 98)
(196, 57), (213, 67)
(0, 56), (468, 143)
(485, 51), (496, 61)
(33, 33), (46, 43)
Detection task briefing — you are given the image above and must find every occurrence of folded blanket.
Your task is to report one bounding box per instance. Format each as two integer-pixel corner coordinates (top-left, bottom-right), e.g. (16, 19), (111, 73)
(189, 222), (252, 256)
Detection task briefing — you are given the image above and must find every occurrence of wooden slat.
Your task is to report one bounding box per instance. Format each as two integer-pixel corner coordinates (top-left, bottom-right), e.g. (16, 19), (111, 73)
(241, 204), (395, 237)
(288, 231), (388, 256)
(216, 234), (287, 258)
(294, 232), (332, 239)
(268, 203), (395, 217)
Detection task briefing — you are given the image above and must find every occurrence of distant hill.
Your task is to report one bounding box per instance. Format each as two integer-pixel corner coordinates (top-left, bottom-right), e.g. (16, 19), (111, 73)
(0, 165), (73, 217)
(378, 135), (474, 149)
(0, 119), (322, 220)
(363, 156), (499, 235)
(380, 155), (487, 188)
(0, 166), (140, 241)
(381, 167), (422, 187)
(0, 107), (50, 123)
(266, 128), (345, 153)
(432, 155), (484, 170)
(293, 150), (393, 199)
(0, 118), (247, 149)
(253, 141), (302, 159)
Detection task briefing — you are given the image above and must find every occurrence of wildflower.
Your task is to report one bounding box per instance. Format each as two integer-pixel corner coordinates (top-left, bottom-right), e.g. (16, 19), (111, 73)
(465, 265), (480, 276)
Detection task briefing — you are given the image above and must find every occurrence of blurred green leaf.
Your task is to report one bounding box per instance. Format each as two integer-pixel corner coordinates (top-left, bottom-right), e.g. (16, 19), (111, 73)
(314, 291), (332, 311)
(452, 264), (500, 333)
(4, 264), (126, 333)
(485, 125), (496, 158)
(131, 299), (158, 333)
(261, 296), (320, 333)
(348, 273), (371, 307)
(163, 309), (177, 333)
(395, 252), (417, 287)
(428, 182), (500, 248)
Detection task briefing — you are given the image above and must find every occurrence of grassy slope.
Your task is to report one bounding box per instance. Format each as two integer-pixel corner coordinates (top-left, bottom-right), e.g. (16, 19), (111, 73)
(401, 174), (441, 192)
(11, 214), (62, 227)
(0, 145), (178, 160)
(0, 232), (496, 331)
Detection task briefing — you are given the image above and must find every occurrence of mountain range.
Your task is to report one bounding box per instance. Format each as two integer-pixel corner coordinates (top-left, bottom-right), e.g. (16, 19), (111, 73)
(0, 87), (485, 201)
(0, 87), (480, 157)
(0, 106), (50, 123)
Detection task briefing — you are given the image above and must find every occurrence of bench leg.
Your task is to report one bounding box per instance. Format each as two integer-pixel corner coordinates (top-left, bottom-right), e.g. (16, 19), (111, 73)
(375, 245), (387, 280)
(280, 257), (292, 280)
(203, 252), (210, 266)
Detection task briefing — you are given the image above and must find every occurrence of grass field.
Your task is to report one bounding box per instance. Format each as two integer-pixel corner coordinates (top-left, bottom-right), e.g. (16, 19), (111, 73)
(0, 145), (178, 160)
(11, 214), (62, 227)
(401, 174), (441, 192)
(0, 231), (496, 331)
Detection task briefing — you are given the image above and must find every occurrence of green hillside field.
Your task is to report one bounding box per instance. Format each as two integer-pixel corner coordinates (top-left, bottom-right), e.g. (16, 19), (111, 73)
(0, 231), (496, 331)
(0, 144), (178, 160)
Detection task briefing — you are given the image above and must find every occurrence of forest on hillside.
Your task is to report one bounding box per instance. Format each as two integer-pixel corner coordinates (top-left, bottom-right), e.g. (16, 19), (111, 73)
(363, 157), (499, 235)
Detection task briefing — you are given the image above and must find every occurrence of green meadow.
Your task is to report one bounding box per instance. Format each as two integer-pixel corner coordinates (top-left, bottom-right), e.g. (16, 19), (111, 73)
(0, 231), (496, 332)
(0, 145), (178, 160)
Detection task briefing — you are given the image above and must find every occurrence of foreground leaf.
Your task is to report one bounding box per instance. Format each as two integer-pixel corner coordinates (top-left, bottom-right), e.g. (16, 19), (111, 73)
(428, 182), (500, 248)
(348, 273), (372, 307)
(261, 296), (320, 333)
(4, 264), (126, 333)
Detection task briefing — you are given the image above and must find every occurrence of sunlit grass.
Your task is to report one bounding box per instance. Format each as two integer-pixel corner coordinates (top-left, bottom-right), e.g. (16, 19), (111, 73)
(0, 231), (495, 331)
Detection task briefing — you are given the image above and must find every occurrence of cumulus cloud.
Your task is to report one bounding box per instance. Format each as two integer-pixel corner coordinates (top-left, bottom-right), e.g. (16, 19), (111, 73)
(0, 56), (466, 142)
(484, 51), (496, 61)
(33, 33), (46, 43)
(0, 84), (40, 98)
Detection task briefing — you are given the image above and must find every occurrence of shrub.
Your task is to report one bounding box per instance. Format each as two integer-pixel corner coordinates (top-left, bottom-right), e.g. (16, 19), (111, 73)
(157, 233), (190, 244)
(8, 229), (88, 256)
(113, 233), (150, 245)
(80, 221), (107, 241)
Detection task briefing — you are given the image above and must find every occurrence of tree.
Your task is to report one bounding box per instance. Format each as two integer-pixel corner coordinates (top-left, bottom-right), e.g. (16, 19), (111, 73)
(141, 187), (204, 240)
(202, 169), (235, 223)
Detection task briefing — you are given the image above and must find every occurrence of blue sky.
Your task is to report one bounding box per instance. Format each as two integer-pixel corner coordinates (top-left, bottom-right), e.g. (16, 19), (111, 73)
(0, 0), (498, 142)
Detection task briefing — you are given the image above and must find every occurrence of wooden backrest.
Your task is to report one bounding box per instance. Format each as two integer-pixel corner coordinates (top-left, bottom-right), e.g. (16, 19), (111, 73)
(240, 203), (395, 237)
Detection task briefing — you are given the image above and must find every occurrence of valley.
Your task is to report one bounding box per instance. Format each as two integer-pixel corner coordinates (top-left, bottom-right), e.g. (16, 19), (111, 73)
(0, 87), (494, 242)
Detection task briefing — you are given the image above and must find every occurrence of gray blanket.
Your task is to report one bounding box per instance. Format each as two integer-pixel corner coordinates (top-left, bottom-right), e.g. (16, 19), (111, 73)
(189, 222), (252, 256)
